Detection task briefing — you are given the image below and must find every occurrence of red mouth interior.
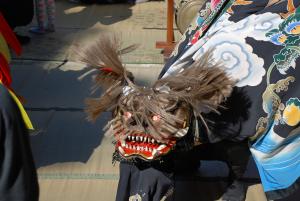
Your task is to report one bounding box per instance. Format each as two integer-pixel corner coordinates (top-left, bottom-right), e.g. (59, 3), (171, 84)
(116, 134), (175, 160)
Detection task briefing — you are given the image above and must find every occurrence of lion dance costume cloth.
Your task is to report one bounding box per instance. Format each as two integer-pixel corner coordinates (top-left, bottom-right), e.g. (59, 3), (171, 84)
(0, 13), (38, 200)
(82, 0), (300, 200)
(162, 0), (300, 199)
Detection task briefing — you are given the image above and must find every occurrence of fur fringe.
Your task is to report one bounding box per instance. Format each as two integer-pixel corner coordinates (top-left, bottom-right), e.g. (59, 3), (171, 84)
(83, 35), (235, 141)
(78, 34), (137, 121)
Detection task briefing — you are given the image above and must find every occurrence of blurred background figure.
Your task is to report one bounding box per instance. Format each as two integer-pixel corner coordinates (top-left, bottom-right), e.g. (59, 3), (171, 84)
(0, 0), (34, 45)
(0, 13), (39, 201)
(30, 0), (56, 34)
(69, 0), (150, 4)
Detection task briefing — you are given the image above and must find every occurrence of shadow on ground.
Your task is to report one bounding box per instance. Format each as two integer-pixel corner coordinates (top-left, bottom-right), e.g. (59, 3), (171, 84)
(60, 1), (134, 26)
(11, 62), (108, 168)
(11, 60), (156, 168)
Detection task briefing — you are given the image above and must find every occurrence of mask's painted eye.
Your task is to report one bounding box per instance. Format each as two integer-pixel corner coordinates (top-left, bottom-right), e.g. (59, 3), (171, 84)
(124, 112), (132, 119)
(152, 114), (161, 122)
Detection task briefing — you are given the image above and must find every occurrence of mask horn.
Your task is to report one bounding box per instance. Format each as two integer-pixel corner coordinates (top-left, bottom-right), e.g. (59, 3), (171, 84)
(78, 34), (138, 121)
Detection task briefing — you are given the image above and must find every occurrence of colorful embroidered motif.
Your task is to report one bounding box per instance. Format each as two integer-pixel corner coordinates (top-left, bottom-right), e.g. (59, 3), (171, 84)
(266, 7), (300, 77)
(160, 0), (300, 199)
(283, 98), (300, 126)
(250, 2), (300, 198)
(227, 0), (253, 14)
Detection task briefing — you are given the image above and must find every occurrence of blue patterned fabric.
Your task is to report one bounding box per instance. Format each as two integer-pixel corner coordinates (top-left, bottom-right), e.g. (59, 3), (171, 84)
(160, 0), (300, 199)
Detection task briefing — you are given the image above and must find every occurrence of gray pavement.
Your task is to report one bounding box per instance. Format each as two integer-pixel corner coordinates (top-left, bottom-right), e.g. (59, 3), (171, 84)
(13, 0), (170, 162)
(16, 0), (181, 63)
(13, 1), (167, 200)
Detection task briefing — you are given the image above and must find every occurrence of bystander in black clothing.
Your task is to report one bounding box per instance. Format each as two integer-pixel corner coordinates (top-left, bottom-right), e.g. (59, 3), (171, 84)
(0, 84), (39, 201)
(0, 0), (34, 44)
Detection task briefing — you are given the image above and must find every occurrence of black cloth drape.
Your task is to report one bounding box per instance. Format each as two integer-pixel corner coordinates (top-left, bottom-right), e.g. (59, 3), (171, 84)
(0, 84), (39, 201)
(0, 0), (34, 29)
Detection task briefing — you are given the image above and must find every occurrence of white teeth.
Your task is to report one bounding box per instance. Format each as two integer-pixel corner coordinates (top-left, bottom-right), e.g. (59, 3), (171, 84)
(121, 141), (126, 147)
(144, 137), (147, 142)
(140, 136), (144, 141)
(137, 146), (140, 151)
(151, 139), (155, 143)
(129, 145), (132, 149)
(132, 136), (135, 141)
(148, 138), (151, 143)
(128, 136), (131, 140)
(145, 147), (148, 151)
(152, 148), (158, 156)
(118, 146), (125, 154)
(157, 144), (166, 151)
(149, 147), (152, 152)
(133, 145), (136, 150)
(125, 144), (129, 148)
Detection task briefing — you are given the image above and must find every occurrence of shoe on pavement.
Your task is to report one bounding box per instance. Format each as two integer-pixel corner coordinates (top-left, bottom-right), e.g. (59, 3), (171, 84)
(29, 26), (46, 34)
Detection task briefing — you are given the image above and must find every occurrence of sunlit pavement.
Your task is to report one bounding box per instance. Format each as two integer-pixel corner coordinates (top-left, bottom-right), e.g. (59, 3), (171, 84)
(12, 1), (170, 200)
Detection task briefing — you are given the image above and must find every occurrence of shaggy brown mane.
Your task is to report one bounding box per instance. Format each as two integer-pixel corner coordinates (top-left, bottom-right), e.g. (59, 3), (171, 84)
(82, 35), (235, 140)
(77, 34), (137, 121)
(154, 51), (235, 116)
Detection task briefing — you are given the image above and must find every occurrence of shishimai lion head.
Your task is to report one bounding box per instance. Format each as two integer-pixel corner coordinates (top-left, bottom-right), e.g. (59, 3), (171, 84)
(80, 35), (235, 161)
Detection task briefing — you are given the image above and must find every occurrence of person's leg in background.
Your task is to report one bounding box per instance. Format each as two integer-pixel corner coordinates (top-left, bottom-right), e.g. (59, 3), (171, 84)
(212, 140), (251, 201)
(173, 140), (251, 201)
(30, 0), (46, 34)
(45, 0), (55, 32)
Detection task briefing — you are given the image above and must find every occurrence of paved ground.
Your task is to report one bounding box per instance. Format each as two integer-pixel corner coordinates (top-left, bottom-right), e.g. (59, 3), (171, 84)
(12, 1), (175, 200)
(11, 1), (300, 201)
(16, 0), (181, 63)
